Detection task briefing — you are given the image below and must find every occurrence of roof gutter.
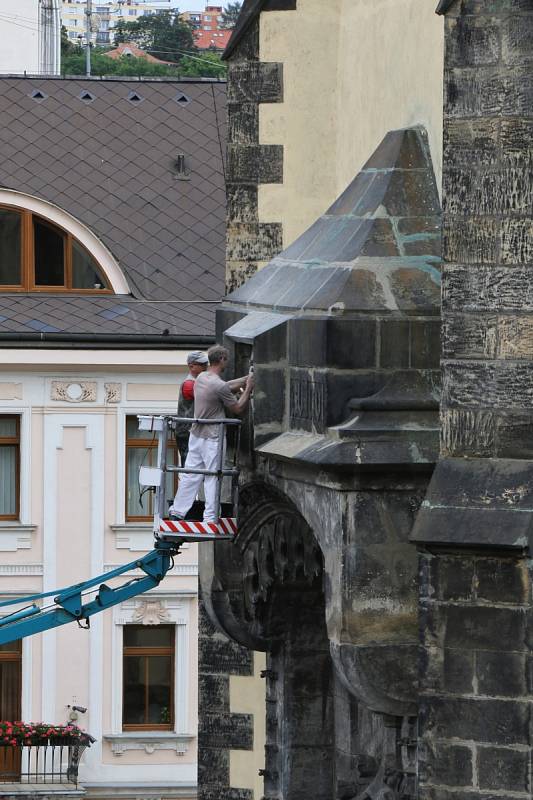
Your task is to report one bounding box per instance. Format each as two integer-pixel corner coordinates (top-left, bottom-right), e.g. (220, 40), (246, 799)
(0, 332), (216, 350)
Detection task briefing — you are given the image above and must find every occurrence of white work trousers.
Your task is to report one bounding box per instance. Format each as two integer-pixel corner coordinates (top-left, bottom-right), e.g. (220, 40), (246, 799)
(169, 432), (224, 523)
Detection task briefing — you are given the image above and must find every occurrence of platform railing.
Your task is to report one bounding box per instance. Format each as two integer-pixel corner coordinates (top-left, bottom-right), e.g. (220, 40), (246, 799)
(138, 415), (241, 530)
(0, 740), (90, 785)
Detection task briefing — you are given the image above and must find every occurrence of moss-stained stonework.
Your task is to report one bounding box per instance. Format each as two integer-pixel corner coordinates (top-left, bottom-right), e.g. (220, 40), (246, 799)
(225, 13), (286, 293)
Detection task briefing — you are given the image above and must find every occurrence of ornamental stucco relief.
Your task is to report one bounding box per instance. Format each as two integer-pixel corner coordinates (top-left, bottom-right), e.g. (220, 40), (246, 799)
(104, 382), (122, 403)
(51, 380), (97, 403)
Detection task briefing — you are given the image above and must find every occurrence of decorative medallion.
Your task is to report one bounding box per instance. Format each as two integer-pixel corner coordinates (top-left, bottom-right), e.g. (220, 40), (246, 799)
(51, 381), (97, 403)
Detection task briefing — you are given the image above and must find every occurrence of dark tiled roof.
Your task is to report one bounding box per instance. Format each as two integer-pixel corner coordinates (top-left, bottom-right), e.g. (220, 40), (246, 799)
(227, 127), (441, 315)
(0, 295), (217, 339)
(0, 77), (227, 341)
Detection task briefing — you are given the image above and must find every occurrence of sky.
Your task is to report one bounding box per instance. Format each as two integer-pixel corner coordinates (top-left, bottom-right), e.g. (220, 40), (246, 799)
(180, 1), (222, 9)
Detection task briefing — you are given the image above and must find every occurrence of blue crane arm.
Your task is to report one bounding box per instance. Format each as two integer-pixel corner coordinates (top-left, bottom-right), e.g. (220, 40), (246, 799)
(0, 543), (180, 646)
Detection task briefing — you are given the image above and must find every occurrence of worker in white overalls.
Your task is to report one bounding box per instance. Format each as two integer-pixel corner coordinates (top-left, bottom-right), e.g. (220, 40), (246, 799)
(169, 344), (253, 523)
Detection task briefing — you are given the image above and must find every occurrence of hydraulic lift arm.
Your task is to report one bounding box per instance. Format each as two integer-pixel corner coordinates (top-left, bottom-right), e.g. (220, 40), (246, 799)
(0, 542), (180, 646)
(0, 414), (241, 646)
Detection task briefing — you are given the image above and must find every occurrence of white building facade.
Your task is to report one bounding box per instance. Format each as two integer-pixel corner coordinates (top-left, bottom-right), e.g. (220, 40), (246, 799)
(0, 354), (199, 798)
(0, 0), (60, 76)
(62, 1), (181, 46)
(0, 76), (227, 799)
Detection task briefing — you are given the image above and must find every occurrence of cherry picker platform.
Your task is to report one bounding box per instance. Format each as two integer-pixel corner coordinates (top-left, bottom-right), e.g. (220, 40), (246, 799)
(138, 414), (241, 543)
(0, 414), (241, 645)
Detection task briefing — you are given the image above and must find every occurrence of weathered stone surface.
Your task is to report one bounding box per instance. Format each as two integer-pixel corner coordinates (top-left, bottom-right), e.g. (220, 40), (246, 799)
(443, 118), (500, 168)
(445, 17), (501, 67)
(227, 184), (259, 223)
(227, 222), (283, 261)
(476, 651), (527, 697)
(421, 743), (473, 787)
(444, 360), (533, 408)
(200, 789), (253, 800)
(444, 0), (533, 14)
(443, 266), (533, 312)
(198, 747), (230, 786)
(228, 102), (259, 145)
(441, 408), (496, 457)
(199, 712), (254, 750)
(502, 13), (533, 66)
(227, 144), (284, 184)
(442, 218), (498, 264)
(500, 218), (533, 264)
(199, 633), (254, 675)
(477, 746), (529, 791)
(227, 62), (283, 104)
(421, 696), (530, 745)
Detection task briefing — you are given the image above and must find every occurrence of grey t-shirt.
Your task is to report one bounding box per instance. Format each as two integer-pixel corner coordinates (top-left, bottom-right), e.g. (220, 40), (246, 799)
(191, 372), (236, 439)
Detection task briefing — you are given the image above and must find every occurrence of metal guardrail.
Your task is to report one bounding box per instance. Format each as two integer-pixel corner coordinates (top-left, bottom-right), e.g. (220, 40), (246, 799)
(138, 415), (241, 530)
(0, 741), (90, 785)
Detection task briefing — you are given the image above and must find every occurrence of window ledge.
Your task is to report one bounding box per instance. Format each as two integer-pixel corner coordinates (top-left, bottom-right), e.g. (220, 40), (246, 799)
(0, 523), (36, 552)
(103, 732), (194, 757)
(111, 524), (189, 551)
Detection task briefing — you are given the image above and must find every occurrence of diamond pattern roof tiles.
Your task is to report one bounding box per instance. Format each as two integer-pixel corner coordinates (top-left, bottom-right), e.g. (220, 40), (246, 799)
(0, 78), (226, 341)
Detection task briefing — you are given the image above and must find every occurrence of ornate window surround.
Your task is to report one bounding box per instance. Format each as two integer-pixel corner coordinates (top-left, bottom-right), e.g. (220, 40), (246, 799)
(0, 189), (130, 294)
(106, 591), (195, 757)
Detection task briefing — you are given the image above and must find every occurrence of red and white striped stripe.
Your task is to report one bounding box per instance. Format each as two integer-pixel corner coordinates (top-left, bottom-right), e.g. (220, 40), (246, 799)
(159, 518), (237, 538)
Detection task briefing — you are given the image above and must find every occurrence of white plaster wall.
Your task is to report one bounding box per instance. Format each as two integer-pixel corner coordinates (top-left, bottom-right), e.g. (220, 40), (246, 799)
(0, 0), (40, 75)
(259, 0), (444, 248)
(0, 359), (199, 797)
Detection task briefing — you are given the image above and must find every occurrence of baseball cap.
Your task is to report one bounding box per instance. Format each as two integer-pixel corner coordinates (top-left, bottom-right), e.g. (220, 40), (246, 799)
(187, 351), (208, 365)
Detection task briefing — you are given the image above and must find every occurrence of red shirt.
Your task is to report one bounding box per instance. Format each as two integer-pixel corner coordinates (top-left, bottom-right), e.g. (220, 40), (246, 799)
(181, 378), (195, 402)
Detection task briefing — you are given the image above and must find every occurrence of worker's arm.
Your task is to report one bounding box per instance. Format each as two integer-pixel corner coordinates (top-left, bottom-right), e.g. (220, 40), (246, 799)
(226, 375), (249, 392)
(225, 374), (254, 416)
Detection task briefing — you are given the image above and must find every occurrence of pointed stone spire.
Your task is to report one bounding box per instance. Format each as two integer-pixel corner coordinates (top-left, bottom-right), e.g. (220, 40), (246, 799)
(227, 126), (441, 315)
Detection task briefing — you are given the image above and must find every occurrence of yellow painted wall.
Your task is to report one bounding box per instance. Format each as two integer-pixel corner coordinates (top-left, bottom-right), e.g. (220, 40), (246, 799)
(259, 0), (444, 248)
(229, 652), (267, 799)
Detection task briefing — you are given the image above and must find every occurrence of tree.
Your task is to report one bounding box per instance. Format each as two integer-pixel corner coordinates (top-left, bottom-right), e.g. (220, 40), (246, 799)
(220, 2), (242, 29)
(179, 51), (226, 78)
(60, 48), (226, 79)
(61, 24), (79, 58)
(113, 11), (195, 64)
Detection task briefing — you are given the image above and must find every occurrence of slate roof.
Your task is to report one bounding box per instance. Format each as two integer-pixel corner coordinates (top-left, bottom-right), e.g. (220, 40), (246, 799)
(0, 77), (227, 344)
(227, 127), (441, 315)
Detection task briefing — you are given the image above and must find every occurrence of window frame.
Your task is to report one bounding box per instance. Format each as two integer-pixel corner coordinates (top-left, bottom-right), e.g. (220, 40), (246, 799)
(122, 624), (175, 731)
(125, 416), (178, 522)
(0, 415), (20, 521)
(0, 204), (112, 294)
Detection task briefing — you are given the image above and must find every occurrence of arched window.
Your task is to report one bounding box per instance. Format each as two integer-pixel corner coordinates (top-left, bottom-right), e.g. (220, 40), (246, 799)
(0, 205), (112, 292)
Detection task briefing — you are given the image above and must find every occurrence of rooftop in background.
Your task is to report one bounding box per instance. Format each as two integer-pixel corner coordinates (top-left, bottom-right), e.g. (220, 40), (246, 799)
(106, 41), (174, 63)
(0, 77), (227, 344)
(194, 29), (232, 50)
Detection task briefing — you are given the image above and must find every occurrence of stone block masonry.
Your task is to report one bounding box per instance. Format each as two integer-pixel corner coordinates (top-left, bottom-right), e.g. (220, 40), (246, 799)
(414, 0), (533, 796)
(441, 0), (533, 457)
(198, 595), (254, 800)
(224, 16), (286, 293)
(418, 551), (533, 797)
